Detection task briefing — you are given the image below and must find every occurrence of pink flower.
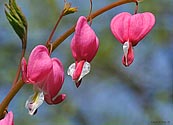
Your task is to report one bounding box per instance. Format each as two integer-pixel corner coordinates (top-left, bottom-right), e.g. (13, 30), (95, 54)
(67, 16), (99, 88)
(0, 111), (14, 125)
(21, 45), (65, 115)
(110, 12), (155, 66)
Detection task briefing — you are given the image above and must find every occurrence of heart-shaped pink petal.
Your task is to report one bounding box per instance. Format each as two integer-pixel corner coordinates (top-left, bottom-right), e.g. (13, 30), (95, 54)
(110, 12), (155, 46)
(27, 45), (53, 84)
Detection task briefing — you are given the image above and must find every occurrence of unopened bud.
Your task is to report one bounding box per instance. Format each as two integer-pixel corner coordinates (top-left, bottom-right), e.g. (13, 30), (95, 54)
(63, 2), (78, 16)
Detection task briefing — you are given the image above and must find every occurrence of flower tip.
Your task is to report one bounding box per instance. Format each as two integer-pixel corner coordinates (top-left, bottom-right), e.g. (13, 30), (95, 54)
(61, 94), (66, 100)
(75, 79), (82, 88)
(45, 94), (66, 105)
(53, 94), (66, 104)
(122, 62), (130, 67)
(122, 55), (134, 67)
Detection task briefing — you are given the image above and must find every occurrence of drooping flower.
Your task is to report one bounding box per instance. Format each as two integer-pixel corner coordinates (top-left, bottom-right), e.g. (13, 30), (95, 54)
(67, 16), (99, 88)
(21, 45), (65, 115)
(0, 111), (14, 125)
(110, 12), (155, 66)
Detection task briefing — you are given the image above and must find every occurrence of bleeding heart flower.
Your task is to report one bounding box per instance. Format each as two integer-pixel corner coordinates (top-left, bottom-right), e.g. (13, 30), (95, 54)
(21, 45), (65, 115)
(0, 111), (14, 125)
(67, 16), (99, 88)
(110, 12), (155, 66)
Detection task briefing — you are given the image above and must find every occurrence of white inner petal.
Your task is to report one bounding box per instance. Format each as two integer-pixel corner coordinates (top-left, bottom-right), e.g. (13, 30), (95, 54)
(67, 62), (91, 82)
(123, 41), (130, 66)
(78, 62), (90, 82)
(67, 63), (76, 77)
(25, 92), (44, 115)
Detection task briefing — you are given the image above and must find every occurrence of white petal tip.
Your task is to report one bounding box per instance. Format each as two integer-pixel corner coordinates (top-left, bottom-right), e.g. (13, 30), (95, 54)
(67, 63), (75, 77)
(25, 92), (44, 115)
(123, 41), (129, 56)
(123, 41), (130, 66)
(67, 62), (91, 82)
(78, 62), (90, 82)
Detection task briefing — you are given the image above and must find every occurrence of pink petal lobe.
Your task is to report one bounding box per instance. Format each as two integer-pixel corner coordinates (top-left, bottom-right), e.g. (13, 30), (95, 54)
(110, 12), (131, 44)
(27, 45), (53, 84)
(129, 12), (155, 46)
(72, 60), (85, 81)
(71, 16), (99, 62)
(122, 42), (134, 67)
(21, 57), (29, 83)
(43, 58), (65, 105)
(45, 94), (66, 105)
(0, 111), (14, 125)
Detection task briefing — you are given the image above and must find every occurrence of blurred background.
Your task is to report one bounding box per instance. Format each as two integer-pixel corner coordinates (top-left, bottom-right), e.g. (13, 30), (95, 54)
(0, 0), (173, 125)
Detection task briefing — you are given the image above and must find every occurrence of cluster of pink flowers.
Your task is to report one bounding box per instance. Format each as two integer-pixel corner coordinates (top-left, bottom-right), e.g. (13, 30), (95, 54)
(21, 12), (155, 116)
(0, 10), (155, 124)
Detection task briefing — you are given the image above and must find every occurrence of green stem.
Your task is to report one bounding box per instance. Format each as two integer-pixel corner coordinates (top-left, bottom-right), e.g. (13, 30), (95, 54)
(0, 0), (135, 119)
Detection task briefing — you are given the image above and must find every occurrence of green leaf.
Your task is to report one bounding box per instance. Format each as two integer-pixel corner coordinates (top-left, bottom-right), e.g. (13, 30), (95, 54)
(4, 0), (28, 48)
